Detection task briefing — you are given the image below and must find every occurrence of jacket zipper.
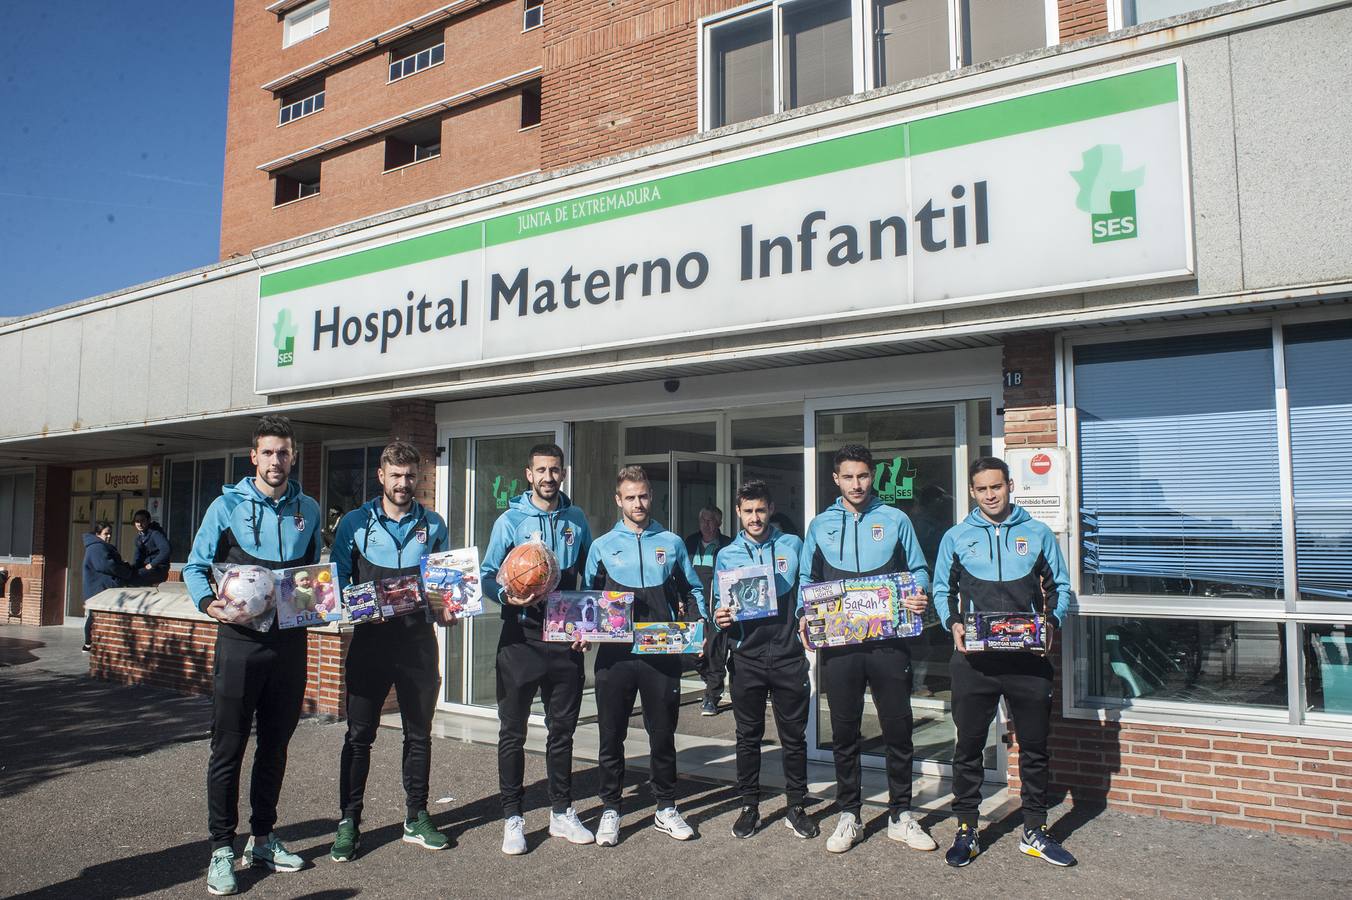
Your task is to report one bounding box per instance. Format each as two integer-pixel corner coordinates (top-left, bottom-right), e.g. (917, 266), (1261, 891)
(994, 524), (1003, 581)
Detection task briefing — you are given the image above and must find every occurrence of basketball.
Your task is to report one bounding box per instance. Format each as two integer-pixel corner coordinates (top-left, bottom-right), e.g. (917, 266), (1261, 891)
(497, 541), (561, 600)
(217, 565), (276, 623)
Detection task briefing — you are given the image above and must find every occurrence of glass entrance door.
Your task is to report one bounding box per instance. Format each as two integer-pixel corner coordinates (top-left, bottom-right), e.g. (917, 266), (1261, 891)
(668, 451), (742, 543)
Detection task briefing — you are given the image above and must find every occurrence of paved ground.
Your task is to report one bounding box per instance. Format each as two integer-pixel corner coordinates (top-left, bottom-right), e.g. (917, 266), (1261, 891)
(1, 625), (1345, 899)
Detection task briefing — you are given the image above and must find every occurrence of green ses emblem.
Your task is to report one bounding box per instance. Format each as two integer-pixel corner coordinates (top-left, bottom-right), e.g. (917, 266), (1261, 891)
(1071, 144), (1144, 244)
(273, 309), (298, 367)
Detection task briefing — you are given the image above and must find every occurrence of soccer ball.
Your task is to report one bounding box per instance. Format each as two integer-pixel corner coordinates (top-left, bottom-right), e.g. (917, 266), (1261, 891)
(217, 566), (276, 623)
(497, 541), (561, 601)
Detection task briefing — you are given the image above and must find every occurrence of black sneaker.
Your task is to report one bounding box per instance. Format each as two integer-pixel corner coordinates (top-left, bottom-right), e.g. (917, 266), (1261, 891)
(731, 805), (760, 839)
(945, 822), (980, 867)
(82, 644), (91, 653)
(785, 805), (819, 839)
(700, 697), (719, 716)
(1019, 825), (1076, 867)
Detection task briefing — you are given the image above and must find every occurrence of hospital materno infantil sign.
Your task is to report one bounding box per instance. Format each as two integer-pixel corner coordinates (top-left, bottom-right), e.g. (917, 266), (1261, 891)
(255, 61), (1193, 395)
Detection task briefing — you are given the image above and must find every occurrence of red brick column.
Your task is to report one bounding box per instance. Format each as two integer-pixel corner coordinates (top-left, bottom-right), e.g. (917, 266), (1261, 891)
(1002, 332), (1057, 448)
(389, 399), (438, 511)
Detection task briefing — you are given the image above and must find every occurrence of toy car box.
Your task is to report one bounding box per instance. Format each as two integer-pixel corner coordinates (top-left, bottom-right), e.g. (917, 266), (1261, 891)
(963, 611), (1047, 653)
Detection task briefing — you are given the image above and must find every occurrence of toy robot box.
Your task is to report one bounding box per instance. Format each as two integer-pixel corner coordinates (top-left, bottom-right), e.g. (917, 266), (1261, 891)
(801, 572), (923, 650)
(715, 563), (778, 622)
(543, 591), (634, 643)
(420, 547), (484, 620)
(632, 620), (705, 654)
(963, 611), (1047, 654)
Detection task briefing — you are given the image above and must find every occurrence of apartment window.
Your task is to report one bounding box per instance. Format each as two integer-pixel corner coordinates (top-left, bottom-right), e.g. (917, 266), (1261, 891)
(389, 33), (446, 82)
(278, 84), (325, 126)
(524, 0), (544, 30)
(0, 472), (35, 558)
(1120, 0), (1222, 26)
(702, 0), (1053, 129)
(283, 0), (329, 47)
(274, 159), (321, 205)
(384, 119), (442, 171)
(520, 80), (541, 128)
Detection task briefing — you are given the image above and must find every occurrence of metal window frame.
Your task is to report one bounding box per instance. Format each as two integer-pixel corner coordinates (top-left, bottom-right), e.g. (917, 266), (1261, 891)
(278, 88), (326, 127)
(522, 0), (543, 32)
(387, 41), (446, 84)
(0, 467), (37, 562)
(283, 0), (330, 48)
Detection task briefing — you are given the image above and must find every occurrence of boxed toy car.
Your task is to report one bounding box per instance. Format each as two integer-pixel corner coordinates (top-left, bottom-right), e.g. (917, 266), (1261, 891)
(633, 620), (705, 654)
(963, 611), (1047, 653)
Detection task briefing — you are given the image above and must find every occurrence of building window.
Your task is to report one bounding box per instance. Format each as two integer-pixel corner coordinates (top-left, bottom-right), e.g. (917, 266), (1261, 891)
(389, 33), (446, 82)
(283, 0), (329, 47)
(0, 472), (35, 558)
(520, 80), (541, 128)
(524, 0), (544, 30)
(702, 0), (1053, 130)
(167, 452), (305, 565)
(384, 119), (442, 171)
(274, 159), (321, 205)
(279, 85), (325, 126)
(1119, 0), (1223, 27)
(323, 444), (386, 541)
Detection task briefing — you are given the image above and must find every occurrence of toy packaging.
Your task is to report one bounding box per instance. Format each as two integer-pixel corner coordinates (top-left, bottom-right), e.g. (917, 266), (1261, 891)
(377, 574), (426, 619)
(210, 564), (278, 632)
(964, 611), (1047, 654)
(342, 581), (383, 624)
(274, 563), (339, 629)
(633, 620), (705, 654)
(543, 591), (634, 643)
(801, 572), (923, 649)
(420, 547), (484, 620)
(715, 564), (778, 622)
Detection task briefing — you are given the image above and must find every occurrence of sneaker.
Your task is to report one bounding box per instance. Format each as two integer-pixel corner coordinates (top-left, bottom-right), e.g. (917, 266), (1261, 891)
(403, 810), (449, 851)
(887, 810), (937, 850)
(825, 812), (862, 853)
(700, 698), (719, 716)
(945, 823), (980, 868)
(549, 808), (595, 845)
(330, 818), (360, 862)
(244, 833), (303, 872)
(501, 816), (527, 855)
(731, 805), (760, 839)
(1019, 825), (1076, 867)
(654, 806), (695, 841)
(206, 847), (237, 896)
(82, 644), (92, 653)
(785, 804), (820, 839)
(595, 809), (621, 848)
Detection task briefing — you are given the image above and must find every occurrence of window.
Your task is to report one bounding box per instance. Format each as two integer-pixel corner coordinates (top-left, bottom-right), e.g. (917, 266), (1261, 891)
(524, 0), (544, 30)
(1120, 0), (1223, 27)
(384, 119), (442, 171)
(324, 445), (386, 533)
(274, 159), (321, 205)
(167, 452), (305, 565)
(389, 34), (446, 82)
(520, 80), (541, 129)
(703, 0), (1053, 129)
(284, 0), (329, 47)
(0, 472), (35, 558)
(279, 84), (325, 126)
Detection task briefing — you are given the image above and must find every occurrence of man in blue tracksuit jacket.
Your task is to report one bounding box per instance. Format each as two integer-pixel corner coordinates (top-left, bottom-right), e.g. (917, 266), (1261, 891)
(712, 480), (819, 841)
(182, 415), (319, 894)
(328, 440), (452, 861)
(933, 455), (1075, 869)
(584, 465), (704, 848)
(480, 442), (595, 854)
(800, 443), (935, 854)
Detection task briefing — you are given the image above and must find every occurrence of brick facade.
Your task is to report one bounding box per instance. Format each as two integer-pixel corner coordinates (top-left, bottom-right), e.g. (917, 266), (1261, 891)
(1058, 0), (1111, 41)
(389, 399), (439, 510)
(1001, 331), (1057, 448)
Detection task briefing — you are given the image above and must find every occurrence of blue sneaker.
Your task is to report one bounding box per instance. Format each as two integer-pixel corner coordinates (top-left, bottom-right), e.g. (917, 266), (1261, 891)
(244, 833), (304, 872)
(700, 698), (718, 716)
(1019, 825), (1076, 867)
(945, 823), (980, 867)
(206, 847), (237, 896)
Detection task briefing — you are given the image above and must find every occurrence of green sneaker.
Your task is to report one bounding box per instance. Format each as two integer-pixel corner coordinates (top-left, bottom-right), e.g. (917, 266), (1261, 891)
(403, 810), (449, 851)
(244, 833), (304, 872)
(206, 847), (237, 896)
(331, 818), (360, 862)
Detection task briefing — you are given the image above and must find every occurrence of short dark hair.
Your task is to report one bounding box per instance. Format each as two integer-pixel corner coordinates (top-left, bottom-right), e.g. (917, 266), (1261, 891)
(132, 509), (152, 526)
(833, 443), (874, 472)
(527, 442), (565, 467)
(615, 464), (650, 489)
(735, 480), (774, 507)
(968, 456), (1011, 484)
(252, 414), (295, 449)
(379, 440), (421, 469)
(93, 520), (113, 534)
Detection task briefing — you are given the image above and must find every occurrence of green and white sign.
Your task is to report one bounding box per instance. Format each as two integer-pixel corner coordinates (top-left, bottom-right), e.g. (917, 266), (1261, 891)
(256, 62), (1192, 394)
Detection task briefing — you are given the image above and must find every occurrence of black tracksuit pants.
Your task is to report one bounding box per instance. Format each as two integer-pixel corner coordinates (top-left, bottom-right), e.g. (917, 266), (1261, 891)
(730, 654), (810, 806)
(595, 653), (680, 812)
(495, 638), (586, 818)
(696, 623), (730, 701)
(339, 618), (440, 825)
(208, 630), (308, 850)
(951, 650), (1054, 828)
(820, 640), (915, 816)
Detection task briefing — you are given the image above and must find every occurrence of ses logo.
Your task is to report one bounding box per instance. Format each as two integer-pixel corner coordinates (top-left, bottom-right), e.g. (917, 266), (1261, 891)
(1071, 144), (1144, 244)
(272, 309), (298, 367)
(874, 456), (916, 505)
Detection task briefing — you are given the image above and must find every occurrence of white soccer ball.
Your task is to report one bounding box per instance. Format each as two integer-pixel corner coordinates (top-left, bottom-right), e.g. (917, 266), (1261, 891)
(218, 566), (276, 622)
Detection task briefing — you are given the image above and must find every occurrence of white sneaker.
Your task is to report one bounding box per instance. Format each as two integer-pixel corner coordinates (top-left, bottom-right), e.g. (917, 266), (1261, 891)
(596, 809), (621, 847)
(888, 810), (938, 850)
(549, 807), (595, 845)
(826, 812), (863, 853)
(654, 806), (695, 841)
(501, 816), (527, 855)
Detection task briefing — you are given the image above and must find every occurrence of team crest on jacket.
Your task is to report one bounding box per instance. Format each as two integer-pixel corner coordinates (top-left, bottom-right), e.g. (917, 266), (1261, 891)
(415, 528), (427, 544)
(871, 523), (884, 542)
(294, 515), (306, 532)
(1015, 537), (1029, 556)
(654, 547), (667, 565)
(563, 526), (575, 546)
(776, 556), (790, 574)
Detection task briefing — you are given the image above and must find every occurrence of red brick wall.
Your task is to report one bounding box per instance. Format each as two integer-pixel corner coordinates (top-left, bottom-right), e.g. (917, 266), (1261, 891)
(1058, 0), (1110, 41)
(389, 399), (438, 511)
(1001, 332), (1057, 448)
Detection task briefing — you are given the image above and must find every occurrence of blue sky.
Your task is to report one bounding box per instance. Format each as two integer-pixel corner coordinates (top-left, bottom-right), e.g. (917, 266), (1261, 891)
(0, 2), (233, 319)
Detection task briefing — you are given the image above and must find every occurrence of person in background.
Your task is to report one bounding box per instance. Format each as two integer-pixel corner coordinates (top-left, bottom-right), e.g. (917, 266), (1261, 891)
(81, 520), (133, 652)
(684, 505), (731, 715)
(131, 509), (172, 586)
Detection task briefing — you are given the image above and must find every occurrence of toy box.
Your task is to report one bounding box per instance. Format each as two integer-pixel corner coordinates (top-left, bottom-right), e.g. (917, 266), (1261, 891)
(421, 547), (484, 620)
(715, 564), (778, 622)
(543, 591), (634, 643)
(377, 574), (426, 619)
(801, 573), (922, 649)
(342, 581), (383, 624)
(963, 612), (1047, 654)
(633, 620), (705, 654)
(274, 563), (340, 628)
